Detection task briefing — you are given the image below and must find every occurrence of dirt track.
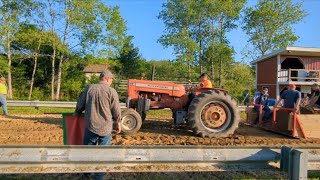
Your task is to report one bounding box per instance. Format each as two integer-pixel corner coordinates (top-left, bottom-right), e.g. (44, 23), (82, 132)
(0, 114), (320, 146)
(0, 114), (319, 179)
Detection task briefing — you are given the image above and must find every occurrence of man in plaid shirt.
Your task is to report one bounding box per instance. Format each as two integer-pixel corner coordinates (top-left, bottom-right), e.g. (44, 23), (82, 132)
(75, 70), (121, 180)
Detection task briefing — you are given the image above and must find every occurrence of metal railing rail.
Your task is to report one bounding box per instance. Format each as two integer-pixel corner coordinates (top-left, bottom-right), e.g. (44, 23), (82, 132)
(7, 100), (126, 109)
(7, 100), (247, 111)
(0, 145), (318, 179)
(278, 69), (320, 82)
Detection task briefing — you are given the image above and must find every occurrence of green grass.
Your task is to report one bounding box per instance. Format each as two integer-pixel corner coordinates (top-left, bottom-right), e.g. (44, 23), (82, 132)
(7, 107), (75, 115)
(6, 107), (172, 118)
(309, 171), (320, 179)
(147, 109), (172, 118)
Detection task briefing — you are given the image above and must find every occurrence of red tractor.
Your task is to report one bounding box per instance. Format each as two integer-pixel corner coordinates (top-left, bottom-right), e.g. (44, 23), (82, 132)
(120, 79), (240, 138)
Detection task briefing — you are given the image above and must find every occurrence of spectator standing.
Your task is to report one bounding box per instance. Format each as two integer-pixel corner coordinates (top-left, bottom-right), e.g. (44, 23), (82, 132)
(0, 77), (8, 116)
(242, 90), (250, 105)
(75, 70), (121, 180)
(275, 84), (301, 110)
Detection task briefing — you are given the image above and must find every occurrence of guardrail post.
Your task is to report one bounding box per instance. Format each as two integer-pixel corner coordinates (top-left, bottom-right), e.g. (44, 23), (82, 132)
(280, 146), (291, 172)
(289, 149), (308, 180)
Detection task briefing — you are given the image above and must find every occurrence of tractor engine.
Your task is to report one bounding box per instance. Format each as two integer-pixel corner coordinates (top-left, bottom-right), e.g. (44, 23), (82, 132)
(127, 79), (189, 110)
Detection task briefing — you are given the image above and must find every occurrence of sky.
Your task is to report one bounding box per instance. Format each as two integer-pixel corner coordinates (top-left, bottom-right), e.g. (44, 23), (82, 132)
(106, 0), (320, 62)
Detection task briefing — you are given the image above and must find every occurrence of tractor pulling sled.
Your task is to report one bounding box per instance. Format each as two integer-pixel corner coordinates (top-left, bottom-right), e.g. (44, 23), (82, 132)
(63, 79), (240, 144)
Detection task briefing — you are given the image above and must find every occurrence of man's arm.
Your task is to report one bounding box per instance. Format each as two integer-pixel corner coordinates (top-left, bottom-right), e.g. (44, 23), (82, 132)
(294, 92), (302, 110)
(276, 91), (287, 107)
(275, 98), (283, 107)
(110, 88), (121, 133)
(75, 86), (89, 114)
(252, 92), (260, 104)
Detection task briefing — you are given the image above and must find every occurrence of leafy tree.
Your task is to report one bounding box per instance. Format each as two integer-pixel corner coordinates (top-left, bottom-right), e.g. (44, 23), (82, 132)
(41, 0), (127, 99)
(0, 0), (35, 98)
(117, 36), (145, 79)
(203, 40), (234, 86)
(12, 24), (53, 99)
(242, 0), (306, 58)
(223, 62), (255, 102)
(147, 60), (197, 82)
(0, 55), (8, 76)
(158, 0), (245, 77)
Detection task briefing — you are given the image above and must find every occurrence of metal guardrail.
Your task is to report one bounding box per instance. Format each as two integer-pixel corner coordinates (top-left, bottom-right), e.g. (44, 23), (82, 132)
(0, 146), (318, 179)
(7, 100), (247, 111)
(7, 100), (126, 109)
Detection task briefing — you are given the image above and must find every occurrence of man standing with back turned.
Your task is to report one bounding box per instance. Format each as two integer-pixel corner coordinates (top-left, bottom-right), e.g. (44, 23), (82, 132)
(275, 84), (301, 110)
(75, 70), (121, 180)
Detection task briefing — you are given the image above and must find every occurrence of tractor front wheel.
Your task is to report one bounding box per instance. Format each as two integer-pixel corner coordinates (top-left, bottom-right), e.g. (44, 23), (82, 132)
(120, 108), (142, 134)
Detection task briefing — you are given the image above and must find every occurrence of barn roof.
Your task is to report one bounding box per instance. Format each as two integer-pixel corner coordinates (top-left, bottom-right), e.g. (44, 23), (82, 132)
(83, 64), (109, 73)
(251, 46), (320, 64)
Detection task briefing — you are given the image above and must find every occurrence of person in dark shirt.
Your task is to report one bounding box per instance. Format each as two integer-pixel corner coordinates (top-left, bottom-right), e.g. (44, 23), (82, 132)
(253, 88), (271, 123)
(275, 84), (301, 110)
(242, 89), (250, 105)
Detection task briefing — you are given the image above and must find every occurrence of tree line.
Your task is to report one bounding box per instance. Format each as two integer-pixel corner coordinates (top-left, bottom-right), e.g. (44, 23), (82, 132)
(0, 0), (306, 102)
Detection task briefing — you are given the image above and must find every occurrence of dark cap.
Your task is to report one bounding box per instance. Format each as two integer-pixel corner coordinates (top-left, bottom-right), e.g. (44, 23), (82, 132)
(199, 73), (208, 78)
(99, 70), (113, 79)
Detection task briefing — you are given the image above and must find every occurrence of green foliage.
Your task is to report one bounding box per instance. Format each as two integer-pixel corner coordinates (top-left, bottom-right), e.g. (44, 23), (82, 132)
(0, 0), (264, 102)
(31, 87), (46, 100)
(158, 0), (245, 63)
(59, 0), (127, 57)
(242, 0), (306, 57)
(117, 36), (150, 79)
(0, 56), (8, 76)
(158, 0), (246, 86)
(151, 60), (197, 82)
(223, 63), (255, 102)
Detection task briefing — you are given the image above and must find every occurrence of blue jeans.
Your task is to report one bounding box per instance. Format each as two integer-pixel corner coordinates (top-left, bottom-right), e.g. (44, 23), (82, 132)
(254, 105), (271, 122)
(83, 129), (112, 180)
(0, 94), (8, 115)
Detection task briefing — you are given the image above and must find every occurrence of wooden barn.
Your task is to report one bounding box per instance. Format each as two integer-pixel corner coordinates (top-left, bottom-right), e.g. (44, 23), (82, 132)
(252, 46), (320, 100)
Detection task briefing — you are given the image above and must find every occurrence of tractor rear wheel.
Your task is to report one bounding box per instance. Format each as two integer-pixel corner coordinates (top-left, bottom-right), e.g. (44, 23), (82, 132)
(188, 90), (240, 138)
(121, 108), (142, 134)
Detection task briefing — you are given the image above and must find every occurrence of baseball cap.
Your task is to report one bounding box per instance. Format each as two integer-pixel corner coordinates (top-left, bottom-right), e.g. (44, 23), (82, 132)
(0, 77), (5, 81)
(99, 70), (114, 79)
(199, 73), (208, 78)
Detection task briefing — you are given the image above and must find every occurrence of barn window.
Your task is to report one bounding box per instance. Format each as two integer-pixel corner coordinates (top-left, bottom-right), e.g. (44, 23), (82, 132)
(281, 58), (304, 81)
(281, 58), (304, 69)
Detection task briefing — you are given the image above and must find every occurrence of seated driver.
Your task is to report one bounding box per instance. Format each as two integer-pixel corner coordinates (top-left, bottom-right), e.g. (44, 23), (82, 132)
(198, 73), (213, 88)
